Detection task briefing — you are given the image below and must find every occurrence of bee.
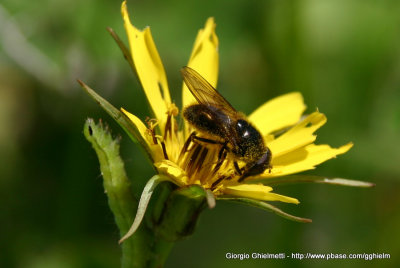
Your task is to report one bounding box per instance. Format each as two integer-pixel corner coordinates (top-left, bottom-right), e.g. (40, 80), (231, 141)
(181, 66), (272, 182)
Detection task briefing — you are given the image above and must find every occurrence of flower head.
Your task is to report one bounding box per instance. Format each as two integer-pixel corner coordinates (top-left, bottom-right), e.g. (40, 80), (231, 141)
(81, 1), (373, 243)
(119, 1), (352, 204)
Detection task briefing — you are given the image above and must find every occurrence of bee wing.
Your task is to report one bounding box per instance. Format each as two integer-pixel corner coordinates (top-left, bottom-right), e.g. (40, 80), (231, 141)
(181, 66), (237, 116)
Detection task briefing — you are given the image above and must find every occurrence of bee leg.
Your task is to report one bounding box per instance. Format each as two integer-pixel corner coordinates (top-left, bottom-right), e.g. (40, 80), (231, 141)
(161, 141), (169, 160)
(212, 143), (228, 175)
(238, 148), (272, 182)
(211, 175), (227, 189)
(217, 141), (228, 161)
(192, 135), (225, 145)
(185, 132), (197, 149)
(178, 131), (197, 161)
(233, 161), (242, 176)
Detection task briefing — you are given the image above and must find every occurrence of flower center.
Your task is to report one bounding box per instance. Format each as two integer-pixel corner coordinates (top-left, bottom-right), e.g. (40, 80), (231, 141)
(177, 131), (239, 189)
(145, 104), (242, 190)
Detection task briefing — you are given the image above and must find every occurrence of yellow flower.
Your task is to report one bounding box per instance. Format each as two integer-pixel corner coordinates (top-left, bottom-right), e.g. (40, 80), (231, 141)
(79, 1), (372, 243)
(119, 1), (352, 204)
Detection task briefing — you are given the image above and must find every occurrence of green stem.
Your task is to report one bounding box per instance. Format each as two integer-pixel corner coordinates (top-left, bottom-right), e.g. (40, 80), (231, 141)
(83, 119), (174, 268)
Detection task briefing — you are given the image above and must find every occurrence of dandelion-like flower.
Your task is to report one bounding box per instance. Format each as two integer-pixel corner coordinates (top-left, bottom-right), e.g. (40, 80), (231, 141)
(81, 1), (373, 244)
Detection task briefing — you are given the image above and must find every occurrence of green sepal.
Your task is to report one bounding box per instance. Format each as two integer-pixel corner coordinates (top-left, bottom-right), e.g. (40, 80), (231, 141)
(119, 174), (169, 243)
(149, 181), (176, 225)
(78, 80), (156, 164)
(155, 185), (208, 241)
(218, 196), (312, 223)
(256, 175), (375, 188)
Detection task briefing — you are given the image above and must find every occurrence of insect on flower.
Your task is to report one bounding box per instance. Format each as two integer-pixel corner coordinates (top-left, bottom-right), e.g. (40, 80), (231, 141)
(80, 1), (374, 245)
(181, 66), (272, 182)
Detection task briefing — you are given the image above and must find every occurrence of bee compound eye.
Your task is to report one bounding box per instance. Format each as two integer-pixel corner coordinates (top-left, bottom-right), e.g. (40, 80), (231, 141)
(235, 119), (247, 134)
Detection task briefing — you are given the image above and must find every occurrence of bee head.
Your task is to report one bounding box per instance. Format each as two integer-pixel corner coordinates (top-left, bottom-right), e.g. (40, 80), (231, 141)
(238, 147), (272, 182)
(234, 119), (265, 160)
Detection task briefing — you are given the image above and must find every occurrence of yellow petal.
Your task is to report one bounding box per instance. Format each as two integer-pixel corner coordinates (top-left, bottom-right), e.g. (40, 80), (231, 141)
(269, 142), (353, 177)
(121, 1), (171, 132)
(154, 160), (187, 186)
(268, 111), (326, 157)
(121, 108), (164, 162)
(182, 17), (219, 110)
(248, 92), (306, 137)
(223, 184), (299, 204)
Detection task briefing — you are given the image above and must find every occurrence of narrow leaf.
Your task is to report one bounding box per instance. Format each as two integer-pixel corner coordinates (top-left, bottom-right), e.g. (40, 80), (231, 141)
(78, 80), (154, 163)
(257, 175), (375, 188)
(106, 27), (138, 79)
(218, 196), (312, 223)
(119, 174), (169, 243)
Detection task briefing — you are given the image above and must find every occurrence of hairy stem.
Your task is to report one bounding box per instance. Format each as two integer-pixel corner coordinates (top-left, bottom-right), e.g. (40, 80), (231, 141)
(83, 118), (173, 267)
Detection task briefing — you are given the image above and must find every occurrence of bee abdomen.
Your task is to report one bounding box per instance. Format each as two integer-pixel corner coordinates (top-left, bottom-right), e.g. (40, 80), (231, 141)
(183, 104), (227, 137)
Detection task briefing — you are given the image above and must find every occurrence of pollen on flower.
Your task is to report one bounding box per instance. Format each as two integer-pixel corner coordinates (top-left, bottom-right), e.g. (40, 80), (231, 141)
(144, 106), (237, 191)
(145, 117), (159, 145)
(167, 103), (179, 116)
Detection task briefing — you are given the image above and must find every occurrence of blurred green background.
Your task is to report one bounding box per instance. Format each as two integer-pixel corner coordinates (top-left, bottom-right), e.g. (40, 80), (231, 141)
(1, 0), (399, 267)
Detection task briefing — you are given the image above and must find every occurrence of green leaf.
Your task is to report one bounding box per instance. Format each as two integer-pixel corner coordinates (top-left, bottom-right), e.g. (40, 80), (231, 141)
(119, 174), (169, 243)
(256, 175), (375, 188)
(218, 196), (312, 223)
